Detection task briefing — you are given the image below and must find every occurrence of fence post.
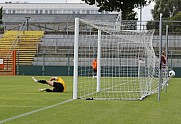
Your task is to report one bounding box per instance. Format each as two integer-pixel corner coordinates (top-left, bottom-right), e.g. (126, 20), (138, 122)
(67, 49), (70, 76)
(16, 50), (20, 75)
(42, 50), (45, 76)
(158, 13), (163, 102)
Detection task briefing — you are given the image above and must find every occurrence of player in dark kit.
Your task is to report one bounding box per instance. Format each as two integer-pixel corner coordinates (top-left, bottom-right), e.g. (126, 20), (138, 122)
(161, 51), (166, 65)
(32, 76), (66, 92)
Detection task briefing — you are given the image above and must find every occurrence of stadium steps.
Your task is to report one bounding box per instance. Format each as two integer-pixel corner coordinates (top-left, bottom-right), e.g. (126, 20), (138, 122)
(0, 70), (14, 75)
(0, 30), (44, 65)
(33, 39), (75, 66)
(33, 37), (101, 66)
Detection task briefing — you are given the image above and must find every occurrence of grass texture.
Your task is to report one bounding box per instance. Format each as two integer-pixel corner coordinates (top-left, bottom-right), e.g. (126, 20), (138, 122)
(0, 76), (180, 124)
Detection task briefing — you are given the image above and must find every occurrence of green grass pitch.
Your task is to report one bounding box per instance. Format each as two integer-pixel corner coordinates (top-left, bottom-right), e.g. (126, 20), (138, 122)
(0, 76), (181, 124)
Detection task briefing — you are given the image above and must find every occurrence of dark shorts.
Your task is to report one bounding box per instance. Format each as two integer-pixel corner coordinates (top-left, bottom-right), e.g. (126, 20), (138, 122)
(52, 82), (64, 92)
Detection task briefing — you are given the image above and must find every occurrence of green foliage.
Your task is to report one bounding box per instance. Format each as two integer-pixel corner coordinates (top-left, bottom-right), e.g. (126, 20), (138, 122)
(166, 12), (181, 33)
(147, 0), (181, 33)
(82, 0), (154, 20)
(147, 12), (181, 33)
(0, 76), (181, 124)
(152, 0), (181, 20)
(170, 12), (181, 21)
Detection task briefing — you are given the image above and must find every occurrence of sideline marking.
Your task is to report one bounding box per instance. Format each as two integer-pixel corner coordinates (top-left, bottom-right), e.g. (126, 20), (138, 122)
(0, 99), (74, 124)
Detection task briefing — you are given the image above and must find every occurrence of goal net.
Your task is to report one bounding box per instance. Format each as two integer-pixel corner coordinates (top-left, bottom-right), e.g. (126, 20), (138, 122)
(73, 18), (166, 100)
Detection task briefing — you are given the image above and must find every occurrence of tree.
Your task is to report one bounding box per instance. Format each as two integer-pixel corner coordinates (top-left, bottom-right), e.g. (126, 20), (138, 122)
(147, 0), (181, 33)
(82, 0), (154, 20)
(147, 12), (181, 34)
(166, 12), (181, 33)
(152, 0), (181, 20)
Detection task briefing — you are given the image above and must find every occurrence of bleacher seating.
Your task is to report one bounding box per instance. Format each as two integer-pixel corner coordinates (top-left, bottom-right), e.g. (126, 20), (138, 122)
(0, 30), (44, 65)
(32, 35), (74, 66)
(33, 34), (181, 67)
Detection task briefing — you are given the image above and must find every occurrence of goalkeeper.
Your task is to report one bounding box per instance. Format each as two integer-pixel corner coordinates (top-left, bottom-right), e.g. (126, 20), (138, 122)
(32, 76), (66, 92)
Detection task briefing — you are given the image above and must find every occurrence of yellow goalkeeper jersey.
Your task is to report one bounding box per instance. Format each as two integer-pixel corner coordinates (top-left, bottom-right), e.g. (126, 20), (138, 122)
(55, 77), (66, 92)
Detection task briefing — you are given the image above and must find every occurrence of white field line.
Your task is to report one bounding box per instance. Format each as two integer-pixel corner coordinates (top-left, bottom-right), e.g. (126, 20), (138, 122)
(0, 99), (74, 124)
(79, 80), (130, 99)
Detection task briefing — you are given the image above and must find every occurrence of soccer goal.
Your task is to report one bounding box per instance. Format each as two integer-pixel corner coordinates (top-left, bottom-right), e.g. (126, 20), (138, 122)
(73, 18), (162, 100)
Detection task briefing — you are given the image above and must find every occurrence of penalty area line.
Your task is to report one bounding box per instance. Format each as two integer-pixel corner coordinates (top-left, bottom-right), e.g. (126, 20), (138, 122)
(0, 99), (74, 124)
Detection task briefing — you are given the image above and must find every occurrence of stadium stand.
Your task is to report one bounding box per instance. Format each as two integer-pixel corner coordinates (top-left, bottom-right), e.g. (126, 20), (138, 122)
(32, 35), (74, 66)
(32, 34), (181, 68)
(3, 14), (118, 23)
(3, 14), (118, 32)
(1, 3), (181, 68)
(0, 30), (44, 65)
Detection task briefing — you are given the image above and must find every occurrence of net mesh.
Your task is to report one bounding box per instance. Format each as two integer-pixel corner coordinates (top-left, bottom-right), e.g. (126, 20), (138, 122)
(75, 19), (168, 100)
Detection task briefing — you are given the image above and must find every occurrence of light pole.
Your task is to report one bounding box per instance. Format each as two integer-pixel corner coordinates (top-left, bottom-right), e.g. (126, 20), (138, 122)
(134, 3), (142, 30)
(25, 16), (30, 31)
(138, 4), (142, 30)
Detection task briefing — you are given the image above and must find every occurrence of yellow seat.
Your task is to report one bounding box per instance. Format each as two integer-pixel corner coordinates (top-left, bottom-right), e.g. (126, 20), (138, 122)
(0, 30), (44, 65)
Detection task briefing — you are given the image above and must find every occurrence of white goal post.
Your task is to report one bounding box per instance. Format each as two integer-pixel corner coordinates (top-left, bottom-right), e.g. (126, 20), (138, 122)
(73, 17), (169, 100)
